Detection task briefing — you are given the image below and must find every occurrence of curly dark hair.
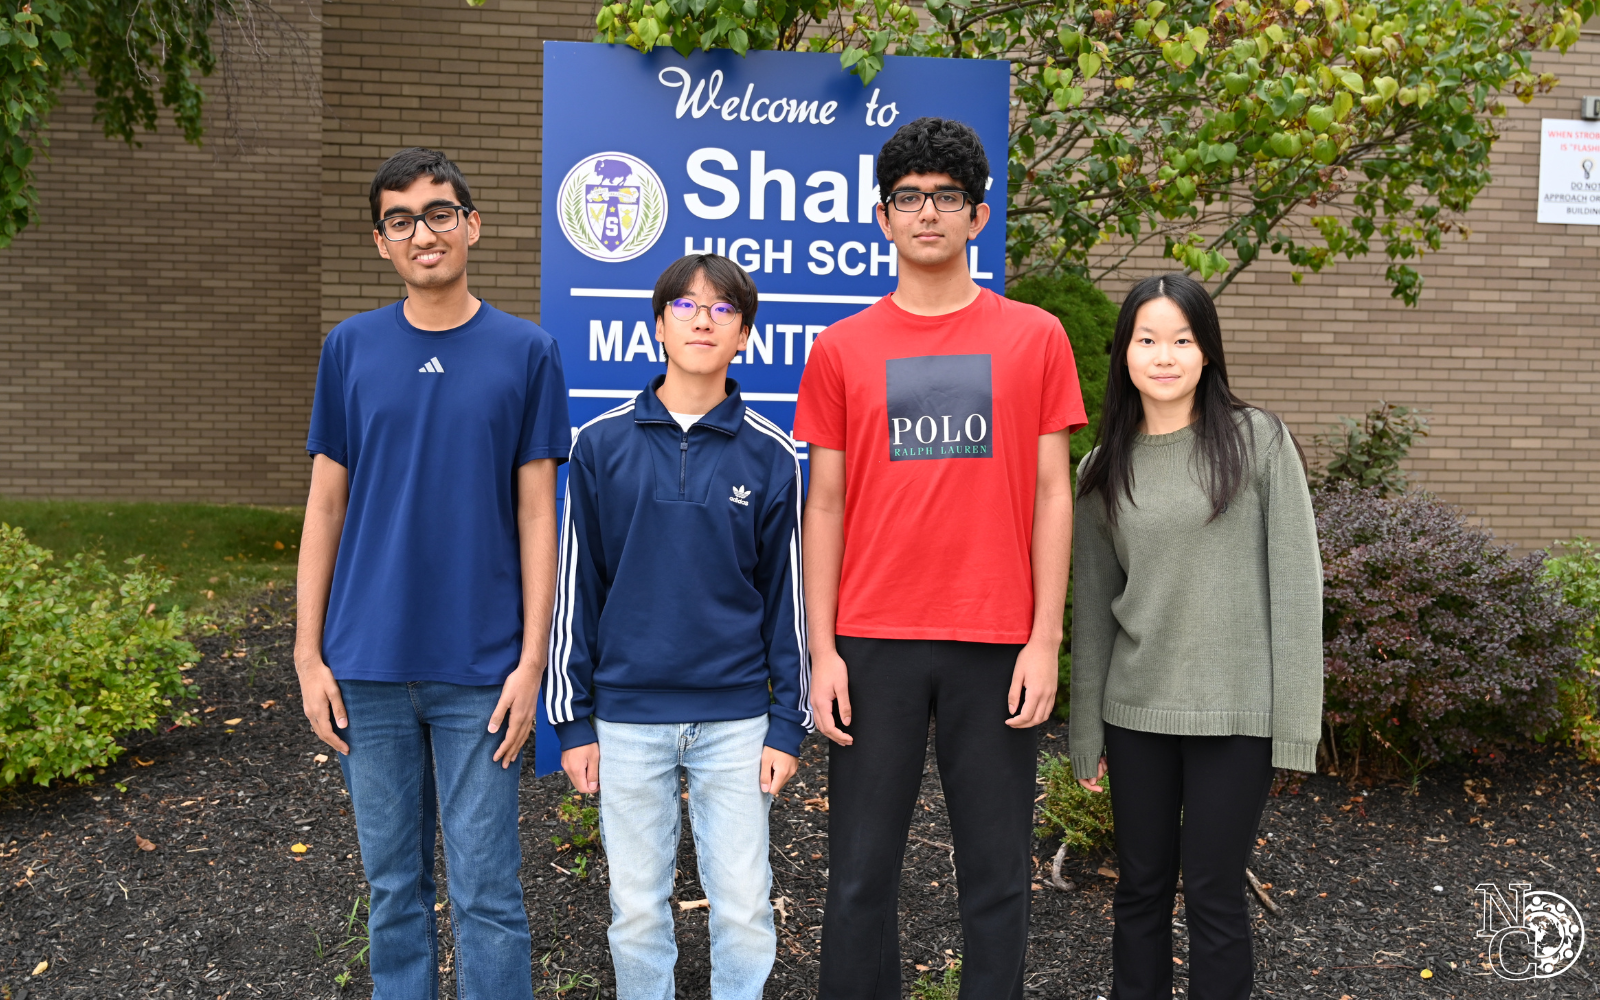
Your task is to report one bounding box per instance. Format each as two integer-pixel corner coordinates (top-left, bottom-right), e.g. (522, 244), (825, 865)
(875, 117), (989, 207)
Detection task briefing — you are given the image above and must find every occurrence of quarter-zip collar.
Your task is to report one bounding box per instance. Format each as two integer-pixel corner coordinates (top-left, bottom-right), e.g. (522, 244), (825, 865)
(633, 375), (746, 436)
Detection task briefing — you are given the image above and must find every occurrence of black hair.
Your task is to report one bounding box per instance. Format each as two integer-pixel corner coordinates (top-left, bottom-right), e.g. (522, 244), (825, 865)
(876, 117), (989, 208)
(369, 147), (475, 226)
(1078, 272), (1301, 526)
(652, 255), (759, 330)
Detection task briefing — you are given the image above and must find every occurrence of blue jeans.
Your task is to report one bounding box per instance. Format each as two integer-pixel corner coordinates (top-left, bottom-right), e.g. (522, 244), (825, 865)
(597, 716), (776, 1000)
(335, 680), (532, 1000)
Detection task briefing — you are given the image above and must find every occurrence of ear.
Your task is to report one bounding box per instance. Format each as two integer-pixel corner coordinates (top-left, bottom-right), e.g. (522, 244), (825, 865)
(736, 324), (751, 351)
(875, 201), (893, 242)
(374, 228), (392, 260)
(655, 316), (666, 343)
(966, 201), (991, 240)
(464, 210), (482, 247)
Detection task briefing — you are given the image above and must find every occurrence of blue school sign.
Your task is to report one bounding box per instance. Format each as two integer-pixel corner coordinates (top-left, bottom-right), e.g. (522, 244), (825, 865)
(533, 41), (1010, 776)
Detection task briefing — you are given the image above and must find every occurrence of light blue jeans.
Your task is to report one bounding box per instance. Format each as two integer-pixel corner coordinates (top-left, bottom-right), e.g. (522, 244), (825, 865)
(335, 680), (533, 1000)
(597, 715), (776, 1000)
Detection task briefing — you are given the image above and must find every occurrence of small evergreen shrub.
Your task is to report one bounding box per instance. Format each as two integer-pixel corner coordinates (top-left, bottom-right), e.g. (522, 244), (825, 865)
(909, 958), (961, 1000)
(1006, 272), (1117, 469)
(0, 524), (199, 786)
(1036, 753), (1114, 854)
(1541, 538), (1600, 761)
(1317, 484), (1583, 775)
(1312, 401), (1429, 497)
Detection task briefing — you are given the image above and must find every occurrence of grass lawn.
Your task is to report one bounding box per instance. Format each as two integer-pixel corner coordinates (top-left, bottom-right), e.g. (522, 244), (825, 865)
(0, 498), (305, 612)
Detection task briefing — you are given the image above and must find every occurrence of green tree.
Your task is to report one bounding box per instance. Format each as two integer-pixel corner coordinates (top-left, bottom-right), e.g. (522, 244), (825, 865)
(1, 0), (313, 250)
(595, 0), (1589, 303)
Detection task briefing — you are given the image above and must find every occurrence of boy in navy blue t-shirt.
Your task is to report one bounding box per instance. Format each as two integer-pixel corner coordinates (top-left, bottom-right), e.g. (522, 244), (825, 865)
(548, 254), (810, 1000)
(297, 147), (569, 1000)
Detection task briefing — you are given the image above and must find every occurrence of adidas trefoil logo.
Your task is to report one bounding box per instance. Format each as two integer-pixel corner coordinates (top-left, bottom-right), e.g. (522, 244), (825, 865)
(729, 485), (751, 507)
(418, 356), (445, 373)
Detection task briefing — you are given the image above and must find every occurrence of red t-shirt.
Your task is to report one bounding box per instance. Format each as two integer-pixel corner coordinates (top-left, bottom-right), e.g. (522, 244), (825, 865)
(793, 288), (1088, 643)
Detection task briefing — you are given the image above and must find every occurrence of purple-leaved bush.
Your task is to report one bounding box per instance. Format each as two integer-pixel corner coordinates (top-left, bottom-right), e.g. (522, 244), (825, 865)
(1316, 483), (1584, 770)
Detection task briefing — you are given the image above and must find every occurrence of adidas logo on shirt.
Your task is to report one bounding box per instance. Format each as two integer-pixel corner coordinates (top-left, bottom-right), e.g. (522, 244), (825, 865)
(729, 485), (751, 506)
(418, 357), (445, 373)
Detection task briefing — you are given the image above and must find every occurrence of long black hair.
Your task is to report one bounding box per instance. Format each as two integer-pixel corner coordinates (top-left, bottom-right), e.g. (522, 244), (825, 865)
(1078, 272), (1290, 525)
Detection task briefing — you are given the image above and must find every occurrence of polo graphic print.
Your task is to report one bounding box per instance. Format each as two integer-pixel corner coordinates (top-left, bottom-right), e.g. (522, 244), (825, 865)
(792, 289), (1087, 643)
(886, 354), (993, 461)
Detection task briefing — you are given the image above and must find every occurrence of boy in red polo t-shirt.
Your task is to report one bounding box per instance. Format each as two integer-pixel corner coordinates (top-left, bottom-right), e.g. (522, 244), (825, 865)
(794, 118), (1086, 1000)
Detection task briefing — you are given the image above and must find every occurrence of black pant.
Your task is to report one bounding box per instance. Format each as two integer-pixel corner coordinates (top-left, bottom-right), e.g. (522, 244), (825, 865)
(1104, 724), (1274, 1000)
(818, 637), (1037, 1000)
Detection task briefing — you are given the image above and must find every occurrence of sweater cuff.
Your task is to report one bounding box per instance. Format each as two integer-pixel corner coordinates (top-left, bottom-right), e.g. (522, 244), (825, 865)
(1070, 752), (1104, 783)
(1272, 739), (1318, 773)
(763, 717), (806, 759)
(554, 717), (597, 751)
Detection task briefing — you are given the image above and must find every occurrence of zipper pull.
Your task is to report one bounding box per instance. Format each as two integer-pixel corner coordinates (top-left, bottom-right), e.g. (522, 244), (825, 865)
(681, 436), (689, 451)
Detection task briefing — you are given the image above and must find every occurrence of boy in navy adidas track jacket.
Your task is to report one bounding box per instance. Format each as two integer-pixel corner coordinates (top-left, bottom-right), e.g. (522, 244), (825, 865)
(547, 254), (809, 1000)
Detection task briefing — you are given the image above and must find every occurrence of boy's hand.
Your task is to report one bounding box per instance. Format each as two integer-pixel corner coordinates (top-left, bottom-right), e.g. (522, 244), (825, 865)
(760, 747), (798, 795)
(562, 744), (600, 794)
(294, 653), (350, 755)
(809, 649), (853, 746)
(489, 661), (542, 767)
(1005, 638), (1059, 728)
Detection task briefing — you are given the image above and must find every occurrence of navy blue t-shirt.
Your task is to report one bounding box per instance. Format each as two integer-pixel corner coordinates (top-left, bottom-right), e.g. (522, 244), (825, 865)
(307, 300), (570, 685)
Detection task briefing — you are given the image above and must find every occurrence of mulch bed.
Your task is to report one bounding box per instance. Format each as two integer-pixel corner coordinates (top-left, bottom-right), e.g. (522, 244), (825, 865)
(2, 586), (1600, 998)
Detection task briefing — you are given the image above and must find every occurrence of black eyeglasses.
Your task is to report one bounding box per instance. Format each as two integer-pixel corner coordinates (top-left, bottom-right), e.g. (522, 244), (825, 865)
(378, 205), (470, 241)
(885, 189), (974, 213)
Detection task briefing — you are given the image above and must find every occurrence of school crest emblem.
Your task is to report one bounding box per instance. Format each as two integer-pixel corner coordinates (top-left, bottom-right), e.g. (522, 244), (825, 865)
(557, 152), (668, 262)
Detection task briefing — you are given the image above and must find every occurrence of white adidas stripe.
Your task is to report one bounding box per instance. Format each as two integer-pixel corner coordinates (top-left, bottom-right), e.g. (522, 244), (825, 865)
(546, 399), (638, 724)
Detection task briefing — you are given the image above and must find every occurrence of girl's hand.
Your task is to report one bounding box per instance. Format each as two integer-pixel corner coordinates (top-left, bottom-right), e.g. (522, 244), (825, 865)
(1077, 756), (1107, 793)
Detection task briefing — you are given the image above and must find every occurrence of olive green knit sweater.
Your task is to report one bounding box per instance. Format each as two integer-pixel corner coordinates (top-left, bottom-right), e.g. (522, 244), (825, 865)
(1068, 410), (1324, 776)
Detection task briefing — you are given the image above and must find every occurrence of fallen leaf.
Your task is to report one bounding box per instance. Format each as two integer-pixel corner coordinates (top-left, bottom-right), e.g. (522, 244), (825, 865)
(1030, 883), (1043, 891)
(290, 843), (309, 854)
(678, 898), (710, 910)
(434, 901), (444, 912)
(223, 718), (243, 726)
(915, 964), (930, 971)
(314, 754), (329, 764)
(135, 834), (156, 852)
(134, 757), (154, 767)
(260, 700), (277, 709)
(1097, 866), (1119, 879)
(274, 540), (286, 550)
(31, 960), (47, 976)
(771, 896), (788, 923)
(203, 706), (217, 713)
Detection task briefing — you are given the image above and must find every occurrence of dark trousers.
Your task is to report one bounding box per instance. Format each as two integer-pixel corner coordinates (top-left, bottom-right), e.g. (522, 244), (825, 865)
(818, 637), (1037, 1000)
(1104, 724), (1273, 1000)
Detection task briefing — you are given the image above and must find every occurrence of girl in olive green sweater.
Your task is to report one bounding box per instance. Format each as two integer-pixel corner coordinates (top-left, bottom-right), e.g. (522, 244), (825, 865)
(1070, 272), (1322, 1000)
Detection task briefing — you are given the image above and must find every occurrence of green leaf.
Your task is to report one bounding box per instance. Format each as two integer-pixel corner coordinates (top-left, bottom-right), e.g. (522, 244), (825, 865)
(1312, 136), (1338, 164)
(1223, 73), (1251, 96)
(1337, 70), (1365, 94)
(1145, 1), (1166, 17)
(1268, 131), (1300, 157)
(1332, 90), (1354, 120)
(1215, 142), (1238, 165)
(727, 26), (748, 54)
(1078, 52), (1102, 79)
(1372, 76), (1398, 102)
(1307, 105), (1334, 132)
(1132, 19), (1151, 39)
(1264, 24), (1284, 44)
(840, 45), (865, 68)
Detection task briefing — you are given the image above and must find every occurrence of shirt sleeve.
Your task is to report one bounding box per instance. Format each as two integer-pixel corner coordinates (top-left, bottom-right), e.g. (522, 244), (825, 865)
(546, 449), (606, 750)
(1040, 317), (1088, 436)
(754, 450), (811, 758)
(517, 337), (572, 466)
(792, 335), (847, 450)
(306, 329), (349, 465)
(1068, 451), (1124, 781)
(1260, 421), (1325, 772)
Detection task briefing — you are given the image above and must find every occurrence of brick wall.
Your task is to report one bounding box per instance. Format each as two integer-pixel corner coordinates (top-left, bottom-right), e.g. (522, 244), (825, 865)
(3, 7), (1598, 546)
(1095, 37), (1600, 551)
(318, 0), (598, 333)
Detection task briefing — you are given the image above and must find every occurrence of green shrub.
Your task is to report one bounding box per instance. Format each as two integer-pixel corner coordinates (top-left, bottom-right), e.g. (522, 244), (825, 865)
(0, 524), (199, 786)
(1008, 273), (1116, 720)
(909, 958), (961, 1000)
(1312, 401), (1430, 497)
(1542, 537), (1600, 761)
(1036, 753), (1115, 854)
(1006, 272), (1117, 470)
